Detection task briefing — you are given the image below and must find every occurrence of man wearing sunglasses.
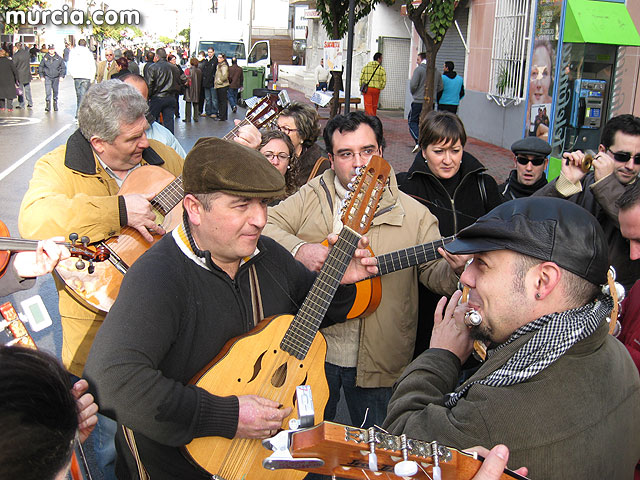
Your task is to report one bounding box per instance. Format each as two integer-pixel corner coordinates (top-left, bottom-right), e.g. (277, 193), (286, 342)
(500, 137), (551, 200)
(535, 114), (640, 290)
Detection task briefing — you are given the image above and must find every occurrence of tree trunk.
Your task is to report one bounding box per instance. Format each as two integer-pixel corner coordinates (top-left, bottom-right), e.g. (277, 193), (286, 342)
(330, 70), (342, 118)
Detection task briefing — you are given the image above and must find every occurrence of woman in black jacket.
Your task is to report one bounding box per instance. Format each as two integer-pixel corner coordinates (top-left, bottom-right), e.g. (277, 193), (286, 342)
(397, 110), (503, 356)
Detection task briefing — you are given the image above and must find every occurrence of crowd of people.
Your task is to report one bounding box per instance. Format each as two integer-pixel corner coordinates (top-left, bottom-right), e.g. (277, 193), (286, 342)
(1, 38), (640, 480)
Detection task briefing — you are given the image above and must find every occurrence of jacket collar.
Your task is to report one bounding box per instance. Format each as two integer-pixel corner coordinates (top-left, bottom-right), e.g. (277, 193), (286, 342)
(316, 168), (404, 227)
(406, 150), (486, 179)
(502, 169), (548, 199)
(64, 128), (165, 175)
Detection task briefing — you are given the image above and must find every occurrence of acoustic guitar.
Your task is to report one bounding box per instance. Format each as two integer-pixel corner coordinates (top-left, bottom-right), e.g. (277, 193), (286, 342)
(56, 91), (290, 313)
(345, 235), (456, 319)
(264, 421), (529, 479)
(182, 156), (392, 480)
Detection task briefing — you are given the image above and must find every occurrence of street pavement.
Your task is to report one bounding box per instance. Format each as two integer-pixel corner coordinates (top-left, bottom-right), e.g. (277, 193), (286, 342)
(0, 78), (513, 479)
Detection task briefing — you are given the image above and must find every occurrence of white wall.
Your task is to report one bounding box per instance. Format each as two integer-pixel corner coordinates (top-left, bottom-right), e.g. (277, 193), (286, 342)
(253, 0), (289, 29)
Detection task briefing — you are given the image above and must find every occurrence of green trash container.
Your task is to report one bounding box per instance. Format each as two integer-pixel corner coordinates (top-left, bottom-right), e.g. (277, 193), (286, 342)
(242, 66), (265, 100)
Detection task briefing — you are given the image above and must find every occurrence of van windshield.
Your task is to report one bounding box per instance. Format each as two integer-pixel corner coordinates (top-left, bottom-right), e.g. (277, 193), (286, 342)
(197, 41), (246, 60)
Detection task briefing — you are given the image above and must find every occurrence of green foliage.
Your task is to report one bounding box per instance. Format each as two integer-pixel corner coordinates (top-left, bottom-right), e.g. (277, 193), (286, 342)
(1, 0), (45, 33)
(315, 0), (394, 39)
(90, 20), (143, 41)
(158, 35), (174, 45)
(179, 27), (190, 44)
(406, 0), (457, 44)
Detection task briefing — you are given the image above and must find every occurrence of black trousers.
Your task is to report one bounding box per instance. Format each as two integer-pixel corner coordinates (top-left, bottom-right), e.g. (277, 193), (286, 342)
(216, 86), (228, 120)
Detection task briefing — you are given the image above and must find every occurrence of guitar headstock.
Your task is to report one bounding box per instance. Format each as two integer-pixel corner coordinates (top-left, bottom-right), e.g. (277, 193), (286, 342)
(245, 90), (291, 129)
(340, 155), (391, 235)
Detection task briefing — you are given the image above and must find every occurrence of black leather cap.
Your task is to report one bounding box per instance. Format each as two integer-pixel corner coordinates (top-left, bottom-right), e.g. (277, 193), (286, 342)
(511, 137), (552, 157)
(444, 197), (609, 285)
(183, 137), (285, 198)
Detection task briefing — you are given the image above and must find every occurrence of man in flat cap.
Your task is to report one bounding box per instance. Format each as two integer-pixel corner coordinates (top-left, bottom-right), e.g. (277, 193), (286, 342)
(534, 114), (640, 290)
(84, 138), (378, 479)
(383, 197), (640, 479)
(499, 136), (551, 200)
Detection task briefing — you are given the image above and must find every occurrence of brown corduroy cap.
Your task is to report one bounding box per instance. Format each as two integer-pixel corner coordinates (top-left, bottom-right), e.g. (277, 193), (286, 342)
(182, 137), (286, 198)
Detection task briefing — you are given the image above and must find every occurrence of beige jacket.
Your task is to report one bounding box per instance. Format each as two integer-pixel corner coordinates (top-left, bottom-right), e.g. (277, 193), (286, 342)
(19, 133), (184, 375)
(214, 62), (229, 88)
(264, 169), (457, 387)
(96, 59), (118, 82)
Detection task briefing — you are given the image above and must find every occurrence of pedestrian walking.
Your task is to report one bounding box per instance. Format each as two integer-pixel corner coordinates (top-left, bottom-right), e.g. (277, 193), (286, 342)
(214, 53), (229, 121)
(96, 49), (117, 82)
(168, 54), (186, 119)
(0, 47), (19, 111)
(145, 48), (176, 133)
(200, 47), (218, 118)
(11, 42), (33, 109)
(359, 52), (386, 116)
(227, 57), (243, 113)
(66, 39), (96, 116)
(39, 45), (65, 112)
(408, 52), (443, 152)
(438, 61), (464, 114)
(315, 58), (330, 91)
(183, 57), (202, 122)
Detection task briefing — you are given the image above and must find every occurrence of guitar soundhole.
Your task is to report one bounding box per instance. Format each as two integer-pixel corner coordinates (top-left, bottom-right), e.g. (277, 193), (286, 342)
(271, 362), (287, 388)
(247, 351), (266, 384)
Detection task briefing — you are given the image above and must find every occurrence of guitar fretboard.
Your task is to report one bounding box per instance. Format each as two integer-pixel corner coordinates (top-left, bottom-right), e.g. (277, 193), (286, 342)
(376, 235), (456, 276)
(281, 227), (361, 360)
(149, 118), (256, 215)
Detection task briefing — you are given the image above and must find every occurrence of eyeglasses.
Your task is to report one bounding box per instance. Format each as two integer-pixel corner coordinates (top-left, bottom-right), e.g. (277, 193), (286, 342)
(608, 149), (640, 165)
(516, 155), (546, 166)
(277, 125), (298, 135)
(334, 148), (377, 162)
(105, 54), (114, 57)
(263, 152), (291, 163)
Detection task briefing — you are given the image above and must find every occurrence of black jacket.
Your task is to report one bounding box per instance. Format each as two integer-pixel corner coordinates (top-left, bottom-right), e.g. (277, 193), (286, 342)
(200, 56), (217, 88)
(397, 151), (503, 236)
(499, 169), (548, 200)
(38, 53), (65, 79)
(144, 58), (174, 98)
(169, 63), (187, 95)
(12, 47), (32, 84)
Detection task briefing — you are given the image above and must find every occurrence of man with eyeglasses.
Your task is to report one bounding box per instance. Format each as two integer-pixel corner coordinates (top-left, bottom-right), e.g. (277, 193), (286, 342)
(535, 114), (640, 290)
(96, 49), (118, 83)
(499, 137), (551, 200)
(264, 112), (465, 436)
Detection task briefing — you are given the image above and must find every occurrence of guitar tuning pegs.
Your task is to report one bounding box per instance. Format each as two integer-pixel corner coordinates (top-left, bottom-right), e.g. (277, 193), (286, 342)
(69, 232), (78, 243)
(75, 259), (85, 271)
(394, 460), (418, 477)
(81, 236), (90, 246)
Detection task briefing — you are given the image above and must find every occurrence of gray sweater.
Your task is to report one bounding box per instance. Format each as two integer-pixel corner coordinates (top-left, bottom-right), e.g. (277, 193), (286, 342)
(410, 63), (443, 104)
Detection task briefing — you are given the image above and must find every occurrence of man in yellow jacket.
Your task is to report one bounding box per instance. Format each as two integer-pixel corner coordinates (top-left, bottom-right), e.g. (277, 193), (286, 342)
(359, 52), (386, 116)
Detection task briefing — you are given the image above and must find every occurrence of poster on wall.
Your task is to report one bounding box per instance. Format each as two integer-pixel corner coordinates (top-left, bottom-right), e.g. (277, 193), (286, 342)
(324, 40), (343, 72)
(525, 0), (563, 140)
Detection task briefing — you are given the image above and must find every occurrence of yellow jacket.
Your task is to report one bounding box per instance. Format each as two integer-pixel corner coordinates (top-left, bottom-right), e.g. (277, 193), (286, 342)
(360, 60), (386, 90)
(19, 130), (184, 375)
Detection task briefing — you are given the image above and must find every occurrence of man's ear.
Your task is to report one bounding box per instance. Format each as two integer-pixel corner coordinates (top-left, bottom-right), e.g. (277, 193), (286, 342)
(598, 143), (607, 154)
(531, 261), (562, 300)
(89, 136), (106, 155)
(183, 194), (203, 226)
(328, 153), (335, 171)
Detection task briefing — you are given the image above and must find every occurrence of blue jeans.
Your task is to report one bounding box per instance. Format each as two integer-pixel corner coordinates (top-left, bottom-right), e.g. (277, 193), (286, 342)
(74, 78), (90, 115)
(203, 86), (218, 115)
(227, 87), (239, 109)
(408, 102), (423, 143)
(323, 362), (392, 429)
(149, 95), (176, 134)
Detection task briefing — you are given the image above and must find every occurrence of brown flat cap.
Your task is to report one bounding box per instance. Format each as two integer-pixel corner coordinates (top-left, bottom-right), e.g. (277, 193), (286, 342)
(183, 137), (285, 198)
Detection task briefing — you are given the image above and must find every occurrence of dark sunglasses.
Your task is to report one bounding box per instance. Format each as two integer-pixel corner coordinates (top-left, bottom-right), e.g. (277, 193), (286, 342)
(516, 156), (546, 166)
(608, 149), (640, 165)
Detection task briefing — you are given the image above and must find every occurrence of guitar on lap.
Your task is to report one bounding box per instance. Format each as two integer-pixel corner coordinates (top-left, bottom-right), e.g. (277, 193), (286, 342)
(56, 91), (290, 313)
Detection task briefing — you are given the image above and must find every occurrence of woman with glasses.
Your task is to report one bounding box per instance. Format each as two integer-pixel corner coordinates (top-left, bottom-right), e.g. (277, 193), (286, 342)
(276, 102), (328, 182)
(397, 110), (502, 357)
(259, 130), (300, 203)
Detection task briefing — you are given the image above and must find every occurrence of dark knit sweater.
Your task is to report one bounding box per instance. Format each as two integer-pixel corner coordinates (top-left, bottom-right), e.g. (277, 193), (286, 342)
(499, 169), (548, 200)
(84, 230), (355, 479)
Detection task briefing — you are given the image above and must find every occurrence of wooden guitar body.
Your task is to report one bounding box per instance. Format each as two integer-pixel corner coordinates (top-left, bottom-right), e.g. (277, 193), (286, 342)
(184, 313), (329, 480)
(55, 166), (182, 313)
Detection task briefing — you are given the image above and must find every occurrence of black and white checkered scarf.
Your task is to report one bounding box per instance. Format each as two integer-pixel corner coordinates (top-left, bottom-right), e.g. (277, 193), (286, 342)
(445, 295), (613, 408)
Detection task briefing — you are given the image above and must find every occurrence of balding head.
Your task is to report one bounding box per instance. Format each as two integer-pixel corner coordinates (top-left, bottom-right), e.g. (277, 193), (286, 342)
(121, 74), (149, 100)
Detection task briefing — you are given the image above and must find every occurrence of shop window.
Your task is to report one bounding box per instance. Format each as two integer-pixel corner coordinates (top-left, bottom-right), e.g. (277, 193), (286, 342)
(487, 0), (533, 105)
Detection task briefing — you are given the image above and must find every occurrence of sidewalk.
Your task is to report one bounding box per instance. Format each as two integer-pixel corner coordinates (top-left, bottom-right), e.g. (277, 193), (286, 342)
(284, 87), (514, 183)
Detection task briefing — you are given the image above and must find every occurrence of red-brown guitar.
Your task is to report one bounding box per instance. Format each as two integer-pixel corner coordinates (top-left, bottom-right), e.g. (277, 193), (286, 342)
(56, 91), (290, 313)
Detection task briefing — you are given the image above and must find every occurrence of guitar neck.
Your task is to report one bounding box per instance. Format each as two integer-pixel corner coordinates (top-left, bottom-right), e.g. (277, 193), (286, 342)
(150, 119), (258, 215)
(375, 235), (456, 277)
(281, 227), (362, 360)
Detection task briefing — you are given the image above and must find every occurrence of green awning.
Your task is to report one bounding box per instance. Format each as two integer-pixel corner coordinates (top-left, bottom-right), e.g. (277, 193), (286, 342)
(564, 0), (640, 46)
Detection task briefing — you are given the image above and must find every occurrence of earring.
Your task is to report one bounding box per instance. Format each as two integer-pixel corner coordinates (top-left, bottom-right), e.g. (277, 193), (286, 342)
(535, 293), (541, 299)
